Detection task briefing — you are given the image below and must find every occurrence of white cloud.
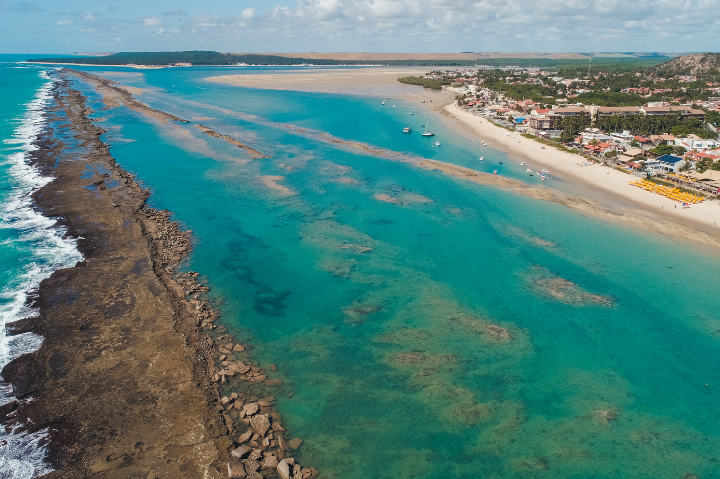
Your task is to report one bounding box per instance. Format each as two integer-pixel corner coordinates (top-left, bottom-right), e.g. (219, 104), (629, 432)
(241, 8), (255, 20)
(143, 16), (164, 27)
(30, 0), (720, 53)
(56, 19), (72, 26)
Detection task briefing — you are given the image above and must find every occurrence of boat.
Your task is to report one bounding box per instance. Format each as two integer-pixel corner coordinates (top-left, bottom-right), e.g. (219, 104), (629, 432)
(520, 162), (525, 166)
(403, 127), (412, 133)
(408, 112), (414, 115)
(422, 120), (435, 137)
(479, 157), (484, 161)
(382, 100), (386, 105)
(435, 141), (441, 146)
(499, 161), (503, 165)
(526, 168), (533, 172)
(493, 169), (498, 174)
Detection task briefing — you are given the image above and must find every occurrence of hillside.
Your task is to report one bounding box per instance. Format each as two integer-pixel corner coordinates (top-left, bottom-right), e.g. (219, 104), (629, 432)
(648, 53), (720, 79)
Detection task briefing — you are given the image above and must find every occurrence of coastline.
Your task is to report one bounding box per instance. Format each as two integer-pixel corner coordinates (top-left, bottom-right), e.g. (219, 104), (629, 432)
(1, 73), (314, 478)
(444, 104), (720, 232)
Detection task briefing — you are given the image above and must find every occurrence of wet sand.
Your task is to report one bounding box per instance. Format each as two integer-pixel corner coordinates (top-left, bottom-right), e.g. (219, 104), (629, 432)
(207, 68), (458, 100)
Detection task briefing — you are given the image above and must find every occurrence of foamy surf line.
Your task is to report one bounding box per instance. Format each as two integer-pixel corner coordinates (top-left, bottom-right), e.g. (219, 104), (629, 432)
(0, 70), (83, 478)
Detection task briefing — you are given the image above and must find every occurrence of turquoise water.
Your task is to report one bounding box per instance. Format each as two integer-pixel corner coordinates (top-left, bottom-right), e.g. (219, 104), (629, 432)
(0, 57), (83, 477)
(72, 67), (720, 478)
(5, 61), (720, 478)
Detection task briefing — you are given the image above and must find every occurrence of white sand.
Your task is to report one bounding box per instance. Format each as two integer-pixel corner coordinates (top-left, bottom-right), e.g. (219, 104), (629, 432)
(445, 104), (720, 231)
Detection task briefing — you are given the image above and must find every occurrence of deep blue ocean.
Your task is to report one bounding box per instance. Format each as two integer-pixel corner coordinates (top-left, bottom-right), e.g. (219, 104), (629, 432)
(2, 58), (720, 478)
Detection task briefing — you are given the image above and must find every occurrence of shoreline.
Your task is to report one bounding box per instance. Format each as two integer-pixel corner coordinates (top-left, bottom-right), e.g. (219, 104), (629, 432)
(1, 73), (314, 478)
(441, 103), (720, 242)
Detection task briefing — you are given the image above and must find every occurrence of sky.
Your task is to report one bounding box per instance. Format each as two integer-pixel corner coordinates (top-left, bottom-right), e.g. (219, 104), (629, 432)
(1, 0), (718, 54)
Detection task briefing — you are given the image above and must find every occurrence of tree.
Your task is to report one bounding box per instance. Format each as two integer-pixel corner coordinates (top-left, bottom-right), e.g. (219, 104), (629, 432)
(590, 139), (599, 146)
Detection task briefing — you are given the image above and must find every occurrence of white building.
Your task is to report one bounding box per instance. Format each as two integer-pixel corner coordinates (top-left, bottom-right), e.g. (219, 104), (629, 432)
(610, 130), (634, 148)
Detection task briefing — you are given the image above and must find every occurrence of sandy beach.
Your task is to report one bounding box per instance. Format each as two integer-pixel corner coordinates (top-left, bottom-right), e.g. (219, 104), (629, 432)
(445, 104), (720, 232)
(208, 67), (720, 245)
(207, 67), (457, 100)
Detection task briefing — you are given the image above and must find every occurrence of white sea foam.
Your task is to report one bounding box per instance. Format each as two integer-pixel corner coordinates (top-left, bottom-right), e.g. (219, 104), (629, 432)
(0, 70), (84, 478)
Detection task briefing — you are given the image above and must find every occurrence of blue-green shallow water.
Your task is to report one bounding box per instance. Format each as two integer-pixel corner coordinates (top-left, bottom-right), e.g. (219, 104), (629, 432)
(69, 66), (720, 478)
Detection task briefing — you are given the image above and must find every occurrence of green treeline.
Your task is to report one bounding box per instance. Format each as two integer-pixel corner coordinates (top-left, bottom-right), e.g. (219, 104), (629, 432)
(594, 114), (716, 138)
(25, 51), (672, 69)
(397, 76), (452, 90)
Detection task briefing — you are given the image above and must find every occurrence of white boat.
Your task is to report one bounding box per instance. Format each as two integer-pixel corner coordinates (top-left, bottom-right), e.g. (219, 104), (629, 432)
(526, 168), (533, 172)
(382, 100), (386, 105)
(520, 162), (525, 166)
(479, 157), (484, 161)
(422, 120), (434, 137)
(493, 169), (498, 174)
(403, 127), (412, 133)
(435, 141), (441, 146)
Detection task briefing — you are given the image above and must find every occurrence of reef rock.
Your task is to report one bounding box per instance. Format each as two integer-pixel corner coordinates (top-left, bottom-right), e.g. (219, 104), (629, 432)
(250, 414), (271, 436)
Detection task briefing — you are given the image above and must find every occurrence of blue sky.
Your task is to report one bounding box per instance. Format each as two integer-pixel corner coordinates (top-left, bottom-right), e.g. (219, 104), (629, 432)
(1, 0), (718, 54)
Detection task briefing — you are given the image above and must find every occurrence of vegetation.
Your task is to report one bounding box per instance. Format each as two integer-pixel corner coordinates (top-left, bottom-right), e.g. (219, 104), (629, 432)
(595, 114), (716, 138)
(696, 157), (720, 172)
(397, 76), (452, 90)
(649, 144), (687, 156)
(25, 52), (672, 69)
(552, 115), (592, 137)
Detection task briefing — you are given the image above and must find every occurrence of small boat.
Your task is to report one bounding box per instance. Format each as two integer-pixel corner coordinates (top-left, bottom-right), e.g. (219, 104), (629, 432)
(526, 168), (533, 172)
(393, 105), (396, 107)
(422, 100), (426, 103)
(435, 141), (441, 146)
(408, 112), (414, 115)
(403, 127), (412, 133)
(479, 157), (484, 161)
(529, 174), (534, 176)
(382, 100), (386, 105)
(493, 169), (498, 174)
(499, 161), (503, 165)
(422, 120), (434, 137)
(520, 162), (525, 166)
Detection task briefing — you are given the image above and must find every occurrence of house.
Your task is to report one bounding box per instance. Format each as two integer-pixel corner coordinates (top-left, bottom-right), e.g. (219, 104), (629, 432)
(552, 106), (590, 117)
(649, 134), (675, 146)
(624, 147), (646, 159)
(640, 106), (706, 119)
(583, 142), (616, 155)
(529, 116), (553, 131)
(610, 130), (634, 147)
(633, 135), (651, 146)
(595, 106), (641, 117)
(674, 137), (719, 151)
(651, 154), (687, 173)
(581, 128), (612, 143)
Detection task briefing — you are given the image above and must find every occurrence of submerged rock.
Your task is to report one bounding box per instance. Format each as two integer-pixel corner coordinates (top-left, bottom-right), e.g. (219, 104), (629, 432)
(227, 460), (246, 478)
(250, 414), (271, 436)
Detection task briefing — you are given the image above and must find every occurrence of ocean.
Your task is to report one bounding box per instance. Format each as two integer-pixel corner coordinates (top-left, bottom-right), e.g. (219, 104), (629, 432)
(2, 60), (720, 478)
(0, 57), (83, 477)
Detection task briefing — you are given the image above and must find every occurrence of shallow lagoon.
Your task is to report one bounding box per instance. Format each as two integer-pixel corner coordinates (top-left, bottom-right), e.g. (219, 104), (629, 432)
(74, 66), (720, 478)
